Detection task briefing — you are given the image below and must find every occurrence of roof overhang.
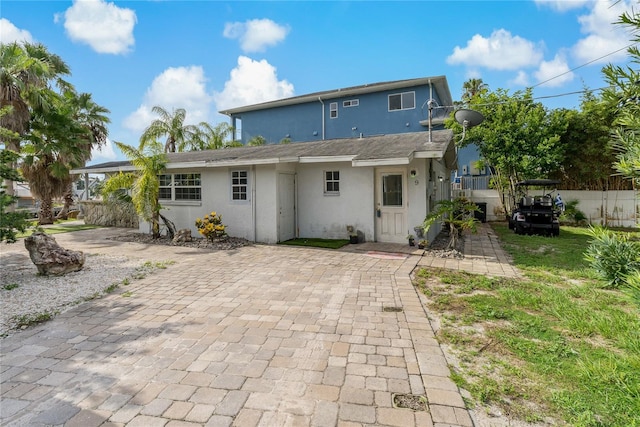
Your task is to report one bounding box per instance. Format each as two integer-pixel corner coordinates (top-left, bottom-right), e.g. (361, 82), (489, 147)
(220, 76), (452, 116)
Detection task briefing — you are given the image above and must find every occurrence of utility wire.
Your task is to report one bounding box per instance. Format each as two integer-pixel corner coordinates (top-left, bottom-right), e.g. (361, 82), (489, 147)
(532, 42), (637, 88)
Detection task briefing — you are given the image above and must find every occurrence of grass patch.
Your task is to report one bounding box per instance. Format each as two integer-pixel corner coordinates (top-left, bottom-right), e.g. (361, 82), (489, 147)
(3, 283), (19, 290)
(279, 238), (350, 249)
(414, 223), (640, 426)
(16, 221), (101, 238)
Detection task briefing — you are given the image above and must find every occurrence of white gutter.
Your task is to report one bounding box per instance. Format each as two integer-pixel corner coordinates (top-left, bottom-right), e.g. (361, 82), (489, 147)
(299, 155), (355, 163)
(352, 158), (411, 167)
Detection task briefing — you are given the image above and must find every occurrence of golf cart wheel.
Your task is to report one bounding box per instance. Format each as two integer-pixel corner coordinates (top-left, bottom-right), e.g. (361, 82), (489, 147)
(515, 224), (524, 235)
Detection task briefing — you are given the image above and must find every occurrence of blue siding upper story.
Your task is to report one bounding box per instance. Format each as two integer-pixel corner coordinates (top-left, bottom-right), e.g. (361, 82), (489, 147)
(227, 80), (452, 145)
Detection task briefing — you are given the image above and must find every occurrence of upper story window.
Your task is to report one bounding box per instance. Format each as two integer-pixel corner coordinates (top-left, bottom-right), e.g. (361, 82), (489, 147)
(159, 173), (201, 201)
(232, 170), (249, 201)
(329, 102), (338, 119)
(324, 171), (340, 195)
(343, 99), (359, 107)
(388, 91), (415, 111)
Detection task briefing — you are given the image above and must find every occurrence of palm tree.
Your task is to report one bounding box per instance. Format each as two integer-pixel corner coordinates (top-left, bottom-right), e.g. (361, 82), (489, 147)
(103, 140), (167, 238)
(0, 42), (71, 198)
(140, 106), (197, 153)
(57, 91), (110, 219)
(461, 78), (489, 105)
(21, 89), (88, 224)
(189, 122), (234, 151)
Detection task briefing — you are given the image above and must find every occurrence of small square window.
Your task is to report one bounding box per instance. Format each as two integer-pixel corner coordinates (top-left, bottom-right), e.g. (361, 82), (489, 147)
(324, 171), (340, 194)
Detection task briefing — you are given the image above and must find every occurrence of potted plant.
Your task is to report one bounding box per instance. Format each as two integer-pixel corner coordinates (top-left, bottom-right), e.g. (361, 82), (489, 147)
(418, 239), (428, 249)
(407, 234), (415, 246)
(347, 225), (359, 244)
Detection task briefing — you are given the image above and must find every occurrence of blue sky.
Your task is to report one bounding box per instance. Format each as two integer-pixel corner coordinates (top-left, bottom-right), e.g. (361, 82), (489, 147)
(1, 0), (637, 163)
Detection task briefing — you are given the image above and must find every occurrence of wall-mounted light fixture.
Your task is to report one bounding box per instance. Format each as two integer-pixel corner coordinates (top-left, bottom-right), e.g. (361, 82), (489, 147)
(410, 169), (418, 178)
(438, 176), (444, 182)
(313, 131), (318, 136)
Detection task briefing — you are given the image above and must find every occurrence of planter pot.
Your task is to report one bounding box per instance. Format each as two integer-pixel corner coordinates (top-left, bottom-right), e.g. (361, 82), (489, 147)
(349, 235), (359, 244)
(408, 239), (415, 246)
(418, 244), (425, 249)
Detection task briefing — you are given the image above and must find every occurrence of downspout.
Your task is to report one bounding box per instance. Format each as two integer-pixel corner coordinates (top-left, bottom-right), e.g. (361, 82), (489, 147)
(428, 79), (433, 143)
(252, 165), (257, 242)
(318, 97), (325, 140)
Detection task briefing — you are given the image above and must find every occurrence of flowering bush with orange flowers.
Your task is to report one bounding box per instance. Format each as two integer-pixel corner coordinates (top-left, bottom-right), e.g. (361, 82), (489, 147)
(195, 211), (227, 241)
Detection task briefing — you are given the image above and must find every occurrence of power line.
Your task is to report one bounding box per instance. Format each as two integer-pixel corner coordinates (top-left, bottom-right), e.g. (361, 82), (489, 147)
(531, 42), (637, 89)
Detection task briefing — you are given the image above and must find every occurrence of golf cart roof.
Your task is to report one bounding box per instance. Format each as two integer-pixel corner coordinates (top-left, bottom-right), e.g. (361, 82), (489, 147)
(515, 179), (561, 187)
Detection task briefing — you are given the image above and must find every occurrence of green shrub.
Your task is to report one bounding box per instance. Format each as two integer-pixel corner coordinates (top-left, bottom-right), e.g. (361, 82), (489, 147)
(584, 226), (640, 288)
(560, 199), (588, 225)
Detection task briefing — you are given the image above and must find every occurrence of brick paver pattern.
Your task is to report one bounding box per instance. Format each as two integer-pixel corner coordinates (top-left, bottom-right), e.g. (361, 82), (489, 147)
(1, 224), (514, 426)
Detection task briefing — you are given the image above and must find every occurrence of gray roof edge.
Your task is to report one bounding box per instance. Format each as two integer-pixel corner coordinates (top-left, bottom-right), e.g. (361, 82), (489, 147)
(219, 76), (451, 115)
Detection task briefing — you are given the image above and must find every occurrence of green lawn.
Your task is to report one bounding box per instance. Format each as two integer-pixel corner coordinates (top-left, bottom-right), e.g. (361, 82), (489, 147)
(16, 221), (101, 238)
(413, 223), (640, 426)
(278, 237), (350, 249)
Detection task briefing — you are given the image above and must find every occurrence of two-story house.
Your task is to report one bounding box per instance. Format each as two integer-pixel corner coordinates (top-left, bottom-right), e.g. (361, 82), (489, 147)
(75, 76), (457, 244)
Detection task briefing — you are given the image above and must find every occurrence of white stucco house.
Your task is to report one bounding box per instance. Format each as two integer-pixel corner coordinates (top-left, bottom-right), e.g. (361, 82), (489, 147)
(74, 77), (457, 244)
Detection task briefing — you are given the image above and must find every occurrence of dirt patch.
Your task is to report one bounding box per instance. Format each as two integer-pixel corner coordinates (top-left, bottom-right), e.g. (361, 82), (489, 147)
(392, 393), (428, 411)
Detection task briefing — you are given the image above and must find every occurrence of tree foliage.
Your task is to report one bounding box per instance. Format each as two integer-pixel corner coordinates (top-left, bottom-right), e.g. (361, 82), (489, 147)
(140, 106), (198, 153)
(102, 140), (167, 238)
(602, 9), (640, 187)
(454, 88), (566, 211)
(0, 111), (28, 243)
(20, 89), (92, 224)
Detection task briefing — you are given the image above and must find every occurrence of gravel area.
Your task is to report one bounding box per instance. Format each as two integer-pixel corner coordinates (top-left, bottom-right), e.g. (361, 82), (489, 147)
(0, 253), (154, 337)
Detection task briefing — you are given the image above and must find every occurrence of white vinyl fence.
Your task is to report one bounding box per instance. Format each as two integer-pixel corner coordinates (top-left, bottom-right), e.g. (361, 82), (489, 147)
(453, 189), (639, 228)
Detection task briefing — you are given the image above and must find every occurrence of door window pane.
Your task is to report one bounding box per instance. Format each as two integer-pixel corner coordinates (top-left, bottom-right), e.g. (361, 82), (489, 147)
(382, 174), (402, 206)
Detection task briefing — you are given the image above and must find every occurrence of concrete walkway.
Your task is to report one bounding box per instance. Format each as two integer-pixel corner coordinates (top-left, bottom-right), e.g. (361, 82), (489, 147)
(1, 224), (518, 426)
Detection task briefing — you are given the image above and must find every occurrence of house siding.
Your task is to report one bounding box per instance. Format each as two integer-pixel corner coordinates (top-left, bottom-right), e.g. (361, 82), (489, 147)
(297, 162), (375, 241)
(233, 84), (449, 144)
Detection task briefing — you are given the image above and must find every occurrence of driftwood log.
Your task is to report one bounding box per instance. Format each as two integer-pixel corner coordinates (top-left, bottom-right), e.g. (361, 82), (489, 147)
(24, 232), (85, 276)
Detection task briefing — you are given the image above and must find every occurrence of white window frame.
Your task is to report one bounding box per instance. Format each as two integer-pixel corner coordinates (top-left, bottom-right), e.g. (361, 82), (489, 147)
(231, 169), (250, 202)
(329, 102), (338, 119)
(343, 99), (359, 107)
(388, 91), (416, 111)
(158, 173), (201, 203)
(324, 170), (340, 195)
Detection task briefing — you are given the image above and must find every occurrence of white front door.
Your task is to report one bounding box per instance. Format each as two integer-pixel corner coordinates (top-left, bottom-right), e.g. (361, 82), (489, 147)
(375, 169), (407, 243)
(278, 173), (296, 242)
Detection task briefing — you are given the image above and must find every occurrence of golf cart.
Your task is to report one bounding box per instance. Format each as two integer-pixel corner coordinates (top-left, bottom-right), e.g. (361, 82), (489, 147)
(508, 179), (561, 236)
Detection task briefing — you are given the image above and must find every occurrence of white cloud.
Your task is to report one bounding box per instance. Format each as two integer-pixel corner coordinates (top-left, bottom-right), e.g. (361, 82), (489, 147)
(0, 18), (34, 44)
(534, 54), (574, 87)
(447, 29), (544, 70)
(572, 0), (634, 64)
(90, 138), (117, 162)
(534, 0), (591, 12)
(510, 71), (530, 87)
(57, 0), (136, 54)
(124, 66), (212, 133)
(223, 19), (290, 53)
(214, 56), (295, 111)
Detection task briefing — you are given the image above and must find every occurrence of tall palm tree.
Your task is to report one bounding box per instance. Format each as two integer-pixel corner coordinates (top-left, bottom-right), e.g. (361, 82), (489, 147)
(189, 122), (234, 151)
(140, 106), (197, 153)
(103, 140), (167, 238)
(0, 42), (71, 198)
(461, 78), (489, 105)
(21, 89), (88, 224)
(57, 90), (110, 219)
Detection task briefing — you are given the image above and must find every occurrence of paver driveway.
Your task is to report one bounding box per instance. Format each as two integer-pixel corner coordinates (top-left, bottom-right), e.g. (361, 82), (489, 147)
(1, 229), (473, 426)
